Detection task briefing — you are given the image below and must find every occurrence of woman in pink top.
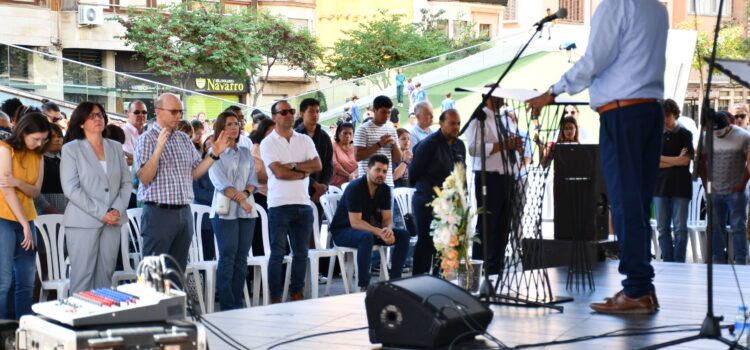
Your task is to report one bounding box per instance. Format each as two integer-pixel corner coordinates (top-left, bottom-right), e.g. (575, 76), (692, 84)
(331, 122), (358, 188)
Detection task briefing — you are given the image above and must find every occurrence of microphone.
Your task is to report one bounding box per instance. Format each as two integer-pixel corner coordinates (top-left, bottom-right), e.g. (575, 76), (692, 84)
(534, 8), (567, 29)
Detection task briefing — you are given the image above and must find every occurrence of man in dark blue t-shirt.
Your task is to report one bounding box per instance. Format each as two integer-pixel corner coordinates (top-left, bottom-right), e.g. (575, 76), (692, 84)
(329, 154), (410, 291)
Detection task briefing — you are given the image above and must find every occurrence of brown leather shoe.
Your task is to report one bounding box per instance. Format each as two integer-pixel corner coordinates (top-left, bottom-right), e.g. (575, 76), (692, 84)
(271, 298), (282, 304)
(290, 292), (304, 301)
(591, 290), (656, 315)
(650, 291), (660, 310)
(605, 290), (660, 310)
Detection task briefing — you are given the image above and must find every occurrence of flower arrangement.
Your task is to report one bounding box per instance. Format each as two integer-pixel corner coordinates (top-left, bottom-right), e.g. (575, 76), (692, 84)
(430, 163), (476, 280)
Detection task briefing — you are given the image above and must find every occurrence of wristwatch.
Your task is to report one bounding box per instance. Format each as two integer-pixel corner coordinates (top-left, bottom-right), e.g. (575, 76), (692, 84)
(243, 189), (251, 197)
(209, 153), (220, 161)
(291, 162), (298, 171)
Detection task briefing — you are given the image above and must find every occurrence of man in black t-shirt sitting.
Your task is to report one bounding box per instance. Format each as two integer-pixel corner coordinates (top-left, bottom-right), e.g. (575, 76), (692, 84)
(329, 154), (410, 292)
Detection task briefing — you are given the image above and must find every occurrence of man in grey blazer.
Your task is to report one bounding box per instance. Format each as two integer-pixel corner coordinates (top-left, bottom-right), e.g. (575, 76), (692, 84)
(60, 102), (132, 293)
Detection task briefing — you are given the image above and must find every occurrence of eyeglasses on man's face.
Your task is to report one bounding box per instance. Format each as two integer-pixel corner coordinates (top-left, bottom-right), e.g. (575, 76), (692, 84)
(157, 108), (184, 116)
(274, 109), (296, 116)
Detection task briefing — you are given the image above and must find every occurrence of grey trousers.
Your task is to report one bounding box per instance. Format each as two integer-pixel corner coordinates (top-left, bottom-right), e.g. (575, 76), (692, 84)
(66, 225), (121, 293)
(141, 205), (193, 272)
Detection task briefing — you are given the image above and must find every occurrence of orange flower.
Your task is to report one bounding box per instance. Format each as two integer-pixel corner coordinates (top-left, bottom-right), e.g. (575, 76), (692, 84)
(449, 235), (459, 247)
(446, 249), (459, 261)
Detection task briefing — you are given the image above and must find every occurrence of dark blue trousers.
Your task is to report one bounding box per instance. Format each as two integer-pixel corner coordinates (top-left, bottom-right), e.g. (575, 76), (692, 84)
(599, 102), (663, 298)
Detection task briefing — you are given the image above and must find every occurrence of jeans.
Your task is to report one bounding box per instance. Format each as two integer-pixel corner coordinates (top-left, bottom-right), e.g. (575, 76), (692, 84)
(396, 85), (404, 103)
(711, 192), (748, 264)
(212, 217), (256, 310)
(599, 102), (663, 299)
(268, 205), (312, 299)
(0, 218), (37, 319)
(332, 227), (410, 287)
(653, 196), (690, 262)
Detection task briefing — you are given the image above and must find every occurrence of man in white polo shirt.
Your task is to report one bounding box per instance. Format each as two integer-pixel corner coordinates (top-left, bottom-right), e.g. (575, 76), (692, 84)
(260, 100), (321, 303)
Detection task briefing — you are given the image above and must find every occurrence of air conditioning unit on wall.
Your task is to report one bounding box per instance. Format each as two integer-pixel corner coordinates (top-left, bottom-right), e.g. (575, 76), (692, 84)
(78, 5), (104, 26)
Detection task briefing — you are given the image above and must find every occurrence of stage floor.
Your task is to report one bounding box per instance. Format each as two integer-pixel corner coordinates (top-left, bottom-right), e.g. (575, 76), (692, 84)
(204, 261), (750, 349)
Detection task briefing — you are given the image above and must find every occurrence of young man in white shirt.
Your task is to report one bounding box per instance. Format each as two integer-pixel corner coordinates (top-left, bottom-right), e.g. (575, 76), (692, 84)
(260, 100), (321, 303)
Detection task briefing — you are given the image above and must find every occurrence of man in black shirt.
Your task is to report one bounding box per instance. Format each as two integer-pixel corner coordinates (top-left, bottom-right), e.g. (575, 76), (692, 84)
(653, 99), (693, 262)
(409, 109), (466, 274)
(295, 98), (334, 211)
(329, 155), (410, 291)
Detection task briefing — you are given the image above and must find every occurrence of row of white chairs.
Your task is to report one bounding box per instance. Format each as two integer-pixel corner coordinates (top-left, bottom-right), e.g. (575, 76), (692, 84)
(33, 183), (416, 312)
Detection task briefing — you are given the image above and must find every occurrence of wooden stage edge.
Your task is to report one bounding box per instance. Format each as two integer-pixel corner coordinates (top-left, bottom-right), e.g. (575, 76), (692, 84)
(204, 262), (750, 349)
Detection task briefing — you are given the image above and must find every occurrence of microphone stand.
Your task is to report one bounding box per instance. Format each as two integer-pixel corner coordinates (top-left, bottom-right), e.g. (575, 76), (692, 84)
(641, 0), (745, 348)
(459, 22), (563, 311)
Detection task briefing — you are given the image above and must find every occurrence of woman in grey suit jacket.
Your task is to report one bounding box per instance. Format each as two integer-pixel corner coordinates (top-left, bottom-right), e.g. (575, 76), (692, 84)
(61, 102), (132, 293)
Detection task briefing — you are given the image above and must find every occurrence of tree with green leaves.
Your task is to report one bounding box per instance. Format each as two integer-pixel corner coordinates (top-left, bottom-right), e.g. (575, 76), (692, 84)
(678, 20), (749, 108)
(114, 3), (321, 105)
(325, 11), (452, 83)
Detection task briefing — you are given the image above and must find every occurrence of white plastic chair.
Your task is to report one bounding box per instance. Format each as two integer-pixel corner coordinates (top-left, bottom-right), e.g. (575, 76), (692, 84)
(687, 181), (707, 263)
(238, 205), (292, 306)
(111, 223), (137, 286)
(34, 214), (69, 301)
(188, 204), (218, 313)
(326, 185), (343, 196)
(304, 201), (350, 298)
(393, 187), (418, 255)
(320, 194), (389, 291)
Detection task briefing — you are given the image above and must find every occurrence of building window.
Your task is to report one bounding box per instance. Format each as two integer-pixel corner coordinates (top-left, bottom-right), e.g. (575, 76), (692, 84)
(558, 0), (584, 24)
(718, 99), (729, 111)
(503, 0), (517, 22)
(480, 23), (491, 38)
(688, 0), (729, 16)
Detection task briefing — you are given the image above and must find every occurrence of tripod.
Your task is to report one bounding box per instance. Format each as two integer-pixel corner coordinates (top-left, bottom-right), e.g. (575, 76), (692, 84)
(641, 0), (746, 348)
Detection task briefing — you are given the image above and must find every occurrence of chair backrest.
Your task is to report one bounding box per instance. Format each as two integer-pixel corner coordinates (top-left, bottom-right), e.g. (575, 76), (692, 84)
(255, 205), (271, 256)
(393, 187), (416, 218)
(189, 204), (211, 263)
(326, 185), (343, 196)
(687, 180), (705, 225)
(126, 208), (144, 257)
(34, 214), (66, 281)
(320, 194), (342, 226)
(309, 201), (325, 250)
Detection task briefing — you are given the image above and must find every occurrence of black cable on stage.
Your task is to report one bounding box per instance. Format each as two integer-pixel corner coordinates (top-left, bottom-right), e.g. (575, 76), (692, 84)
(265, 326), (369, 349)
(509, 324), (707, 349)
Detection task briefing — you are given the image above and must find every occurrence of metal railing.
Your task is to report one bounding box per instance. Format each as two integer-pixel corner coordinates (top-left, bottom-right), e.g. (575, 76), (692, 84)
(0, 42), (251, 121)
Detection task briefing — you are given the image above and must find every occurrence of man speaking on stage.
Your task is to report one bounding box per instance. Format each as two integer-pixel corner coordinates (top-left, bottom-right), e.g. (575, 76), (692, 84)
(527, 0), (668, 315)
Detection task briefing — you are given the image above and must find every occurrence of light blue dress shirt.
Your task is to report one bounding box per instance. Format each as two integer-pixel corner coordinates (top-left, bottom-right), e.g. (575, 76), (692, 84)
(208, 146), (259, 220)
(551, 0), (669, 110)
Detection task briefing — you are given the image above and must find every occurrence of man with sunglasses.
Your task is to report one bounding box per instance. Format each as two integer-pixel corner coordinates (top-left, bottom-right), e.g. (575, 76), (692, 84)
(261, 100), (321, 303)
(135, 93), (229, 274)
(732, 104), (749, 130)
(123, 100), (148, 166)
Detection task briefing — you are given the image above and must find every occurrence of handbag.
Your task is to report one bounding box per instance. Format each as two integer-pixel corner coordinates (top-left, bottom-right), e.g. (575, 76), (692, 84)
(214, 191), (231, 215)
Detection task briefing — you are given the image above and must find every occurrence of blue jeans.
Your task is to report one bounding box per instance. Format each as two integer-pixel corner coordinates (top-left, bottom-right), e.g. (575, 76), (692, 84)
(268, 205), (312, 299)
(0, 218), (37, 319)
(332, 227), (410, 287)
(396, 85), (404, 103)
(653, 196), (690, 262)
(711, 192), (748, 264)
(211, 217), (256, 310)
(600, 102), (663, 299)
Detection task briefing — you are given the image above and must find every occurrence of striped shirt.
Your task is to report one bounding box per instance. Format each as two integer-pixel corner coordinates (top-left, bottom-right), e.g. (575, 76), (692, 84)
(353, 120), (397, 186)
(135, 123), (201, 205)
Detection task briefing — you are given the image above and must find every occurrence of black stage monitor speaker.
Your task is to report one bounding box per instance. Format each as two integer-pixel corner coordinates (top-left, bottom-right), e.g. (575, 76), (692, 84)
(0, 320), (17, 350)
(554, 144), (609, 241)
(365, 275), (493, 348)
